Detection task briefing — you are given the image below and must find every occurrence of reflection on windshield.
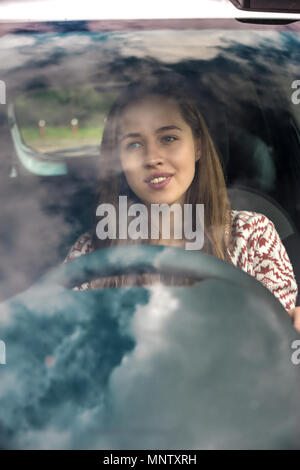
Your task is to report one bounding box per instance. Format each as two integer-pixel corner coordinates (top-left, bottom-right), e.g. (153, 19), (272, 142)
(0, 23), (300, 313)
(1, 21), (300, 450)
(1, 27), (299, 163)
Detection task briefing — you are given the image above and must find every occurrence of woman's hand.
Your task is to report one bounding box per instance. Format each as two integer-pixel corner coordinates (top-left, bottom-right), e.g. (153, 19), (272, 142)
(288, 306), (300, 332)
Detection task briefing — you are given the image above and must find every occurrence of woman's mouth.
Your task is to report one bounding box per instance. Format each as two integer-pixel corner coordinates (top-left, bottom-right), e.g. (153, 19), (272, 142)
(146, 174), (173, 190)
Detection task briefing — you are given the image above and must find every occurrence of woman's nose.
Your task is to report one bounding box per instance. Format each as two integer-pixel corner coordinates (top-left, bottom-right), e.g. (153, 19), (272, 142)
(143, 142), (163, 168)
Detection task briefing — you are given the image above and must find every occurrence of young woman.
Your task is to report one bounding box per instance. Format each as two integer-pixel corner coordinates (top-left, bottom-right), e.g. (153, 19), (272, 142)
(65, 73), (300, 326)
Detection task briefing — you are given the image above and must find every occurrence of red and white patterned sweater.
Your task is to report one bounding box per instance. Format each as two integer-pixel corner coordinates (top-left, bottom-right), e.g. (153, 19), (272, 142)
(65, 210), (298, 311)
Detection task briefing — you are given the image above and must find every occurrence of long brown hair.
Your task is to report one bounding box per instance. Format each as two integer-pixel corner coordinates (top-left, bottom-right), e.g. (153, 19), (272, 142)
(91, 73), (232, 287)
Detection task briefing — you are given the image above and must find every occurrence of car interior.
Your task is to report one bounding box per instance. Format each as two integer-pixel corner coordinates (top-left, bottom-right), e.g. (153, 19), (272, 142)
(2, 6), (300, 451)
(0, 18), (300, 305)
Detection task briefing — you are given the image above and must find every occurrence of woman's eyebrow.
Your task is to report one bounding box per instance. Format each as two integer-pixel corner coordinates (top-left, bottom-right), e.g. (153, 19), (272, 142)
(156, 125), (182, 133)
(120, 132), (141, 143)
(120, 125), (182, 142)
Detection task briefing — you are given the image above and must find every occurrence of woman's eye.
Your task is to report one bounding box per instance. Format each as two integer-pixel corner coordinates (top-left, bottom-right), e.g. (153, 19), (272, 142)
(126, 142), (142, 150)
(162, 136), (177, 143)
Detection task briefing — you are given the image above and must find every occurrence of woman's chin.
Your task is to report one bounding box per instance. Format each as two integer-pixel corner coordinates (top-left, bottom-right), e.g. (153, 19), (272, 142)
(143, 196), (184, 207)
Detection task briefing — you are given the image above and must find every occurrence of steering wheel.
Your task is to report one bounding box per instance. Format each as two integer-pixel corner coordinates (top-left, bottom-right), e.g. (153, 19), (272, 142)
(42, 243), (295, 302)
(1, 245), (300, 449)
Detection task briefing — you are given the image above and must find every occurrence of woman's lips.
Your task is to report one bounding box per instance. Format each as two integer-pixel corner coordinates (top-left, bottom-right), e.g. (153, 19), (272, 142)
(146, 175), (173, 190)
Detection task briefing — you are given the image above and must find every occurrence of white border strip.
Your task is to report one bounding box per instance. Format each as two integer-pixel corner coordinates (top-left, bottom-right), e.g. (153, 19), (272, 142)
(0, 0), (300, 22)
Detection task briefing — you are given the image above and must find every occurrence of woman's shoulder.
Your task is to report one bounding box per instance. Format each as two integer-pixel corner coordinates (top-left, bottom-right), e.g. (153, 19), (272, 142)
(230, 209), (273, 235)
(64, 231), (93, 262)
(228, 209), (277, 254)
(229, 211), (297, 310)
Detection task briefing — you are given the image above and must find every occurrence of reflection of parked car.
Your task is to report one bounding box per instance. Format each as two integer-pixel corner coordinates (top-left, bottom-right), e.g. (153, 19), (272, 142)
(1, 0), (300, 450)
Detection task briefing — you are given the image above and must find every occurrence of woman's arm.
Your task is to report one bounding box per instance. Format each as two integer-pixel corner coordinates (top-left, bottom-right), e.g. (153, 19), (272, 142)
(230, 210), (298, 313)
(251, 215), (298, 311)
(64, 231), (93, 290)
(250, 213), (300, 331)
(64, 232), (93, 262)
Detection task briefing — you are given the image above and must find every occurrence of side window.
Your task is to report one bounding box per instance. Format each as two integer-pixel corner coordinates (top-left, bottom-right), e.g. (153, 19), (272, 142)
(11, 88), (117, 176)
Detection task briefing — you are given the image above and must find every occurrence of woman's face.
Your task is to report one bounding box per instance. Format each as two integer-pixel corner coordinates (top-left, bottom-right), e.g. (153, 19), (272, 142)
(118, 95), (200, 206)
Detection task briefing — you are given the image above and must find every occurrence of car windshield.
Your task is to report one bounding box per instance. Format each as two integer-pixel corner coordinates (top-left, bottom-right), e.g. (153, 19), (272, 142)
(1, 19), (300, 297)
(1, 15), (300, 450)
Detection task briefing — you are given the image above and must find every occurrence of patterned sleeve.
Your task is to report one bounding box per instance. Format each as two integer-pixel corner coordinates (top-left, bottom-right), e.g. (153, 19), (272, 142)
(229, 211), (298, 310)
(252, 217), (298, 310)
(64, 232), (93, 290)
